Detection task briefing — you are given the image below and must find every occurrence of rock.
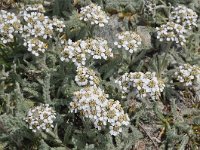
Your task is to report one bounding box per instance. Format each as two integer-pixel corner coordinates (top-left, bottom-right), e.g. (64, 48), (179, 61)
(93, 15), (125, 48)
(136, 26), (152, 49)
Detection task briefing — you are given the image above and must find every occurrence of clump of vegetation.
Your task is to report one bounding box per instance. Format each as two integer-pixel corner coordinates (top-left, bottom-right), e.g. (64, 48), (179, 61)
(0, 0), (200, 149)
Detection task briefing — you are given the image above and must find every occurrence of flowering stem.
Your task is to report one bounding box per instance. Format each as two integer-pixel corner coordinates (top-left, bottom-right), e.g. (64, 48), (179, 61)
(88, 24), (95, 38)
(155, 42), (172, 78)
(129, 49), (147, 69)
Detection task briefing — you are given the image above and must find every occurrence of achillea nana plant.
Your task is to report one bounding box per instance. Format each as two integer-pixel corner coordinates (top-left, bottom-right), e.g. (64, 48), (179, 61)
(0, 1), (199, 150)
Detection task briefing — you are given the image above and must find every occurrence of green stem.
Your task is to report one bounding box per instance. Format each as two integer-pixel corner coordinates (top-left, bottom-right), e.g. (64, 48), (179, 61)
(87, 24), (95, 38)
(129, 49), (147, 68)
(157, 42), (172, 77)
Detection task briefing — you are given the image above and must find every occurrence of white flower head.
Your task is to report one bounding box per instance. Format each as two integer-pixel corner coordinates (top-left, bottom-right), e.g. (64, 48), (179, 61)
(79, 3), (109, 27)
(70, 86), (129, 136)
(60, 38), (113, 67)
(87, 37), (113, 59)
(116, 72), (165, 99)
(170, 6), (198, 30)
(16, 4), (65, 56)
(75, 66), (100, 86)
(174, 64), (200, 86)
(114, 31), (142, 53)
(0, 10), (22, 44)
(25, 104), (56, 132)
(60, 39), (89, 66)
(23, 38), (48, 56)
(156, 22), (187, 45)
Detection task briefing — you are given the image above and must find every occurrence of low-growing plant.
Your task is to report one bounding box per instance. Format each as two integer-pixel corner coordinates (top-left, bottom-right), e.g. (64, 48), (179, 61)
(0, 0), (200, 149)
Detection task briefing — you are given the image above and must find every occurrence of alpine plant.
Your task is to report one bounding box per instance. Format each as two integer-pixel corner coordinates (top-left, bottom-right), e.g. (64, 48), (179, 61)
(25, 104), (56, 133)
(114, 31), (142, 53)
(79, 3), (109, 27)
(115, 72), (165, 99)
(70, 86), (130, 136)
(174, 64), (200, 86)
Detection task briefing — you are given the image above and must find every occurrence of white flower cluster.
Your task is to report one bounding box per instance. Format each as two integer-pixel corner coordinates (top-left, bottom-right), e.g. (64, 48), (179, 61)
(156, 22), (187, 45)
(87, 38), (113, 59)
(25, 104), (56, 133)
(0, 5), (65, 56)
(70, 86), (130, 136)
(22, 13), (65, 38)
(115, 73), (131, 97)
(60, 38), (113, 66)
(156, 6), (198, 45)
(170, 6), (198, 30)
(60, 39), (88, 66)
(23, 38), (48, 56)
(79, 3), (109, 27)
(0, 10), (23, 43)
(52, 17), (65, 33)
(174, 64), (200, 86)
(116, 72), (165, 99)
(114, 31), (142, 53)
(20, 7), (65, 56)
(75, 66), (100, 86)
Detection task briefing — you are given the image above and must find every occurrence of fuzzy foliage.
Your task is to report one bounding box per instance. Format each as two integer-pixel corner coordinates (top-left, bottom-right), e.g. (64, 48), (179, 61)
(0, 0), (200, 149)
